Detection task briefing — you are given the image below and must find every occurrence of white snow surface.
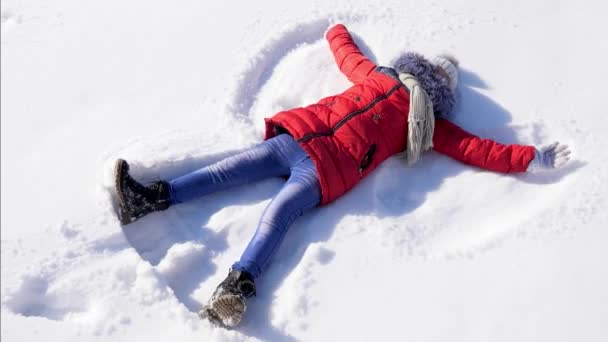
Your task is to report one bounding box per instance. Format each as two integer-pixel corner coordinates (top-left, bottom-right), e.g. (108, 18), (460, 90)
(2, 0), (608, 341)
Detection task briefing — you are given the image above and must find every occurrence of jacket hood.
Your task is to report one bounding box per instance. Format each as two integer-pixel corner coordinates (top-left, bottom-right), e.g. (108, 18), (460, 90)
(392, 52), (456, 118)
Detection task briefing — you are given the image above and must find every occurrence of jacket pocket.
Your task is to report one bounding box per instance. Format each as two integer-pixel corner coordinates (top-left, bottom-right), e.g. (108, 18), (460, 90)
(358, 143), (377, 175)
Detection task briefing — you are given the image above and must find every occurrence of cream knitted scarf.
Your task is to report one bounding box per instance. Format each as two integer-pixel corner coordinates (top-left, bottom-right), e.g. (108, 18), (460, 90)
(397, 73), (436, 165)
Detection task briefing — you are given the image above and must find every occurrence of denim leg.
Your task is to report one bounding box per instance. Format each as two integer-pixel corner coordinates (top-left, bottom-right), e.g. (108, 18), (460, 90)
(168, 135), (300, 204)
(232, 157), (321, 278)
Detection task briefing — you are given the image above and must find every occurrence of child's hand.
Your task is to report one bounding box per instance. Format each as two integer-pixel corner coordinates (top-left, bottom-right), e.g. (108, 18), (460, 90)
(528, 142), (571, 172)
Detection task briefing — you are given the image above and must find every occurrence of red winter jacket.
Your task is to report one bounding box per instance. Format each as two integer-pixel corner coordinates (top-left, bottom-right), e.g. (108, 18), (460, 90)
(264, 24), (535, 205)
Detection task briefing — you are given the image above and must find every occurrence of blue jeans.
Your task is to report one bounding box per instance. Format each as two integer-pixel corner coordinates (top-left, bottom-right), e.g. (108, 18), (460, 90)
(168, 134), (321, 278)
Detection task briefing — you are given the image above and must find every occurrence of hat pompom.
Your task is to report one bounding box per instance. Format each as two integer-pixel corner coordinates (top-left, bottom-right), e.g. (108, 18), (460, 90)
(433, 55), (459, 91)
(437, 54), (459, 67)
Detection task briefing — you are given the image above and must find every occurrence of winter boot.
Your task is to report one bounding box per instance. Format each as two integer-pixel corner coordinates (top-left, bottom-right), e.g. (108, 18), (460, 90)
(199, 269), (256, 328)
(114, 159), (171, 225)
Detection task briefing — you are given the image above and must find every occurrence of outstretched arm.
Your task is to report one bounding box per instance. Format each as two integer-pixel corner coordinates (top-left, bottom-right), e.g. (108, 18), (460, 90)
(432, 119), (536, 173)
(326, 24), (376, 84)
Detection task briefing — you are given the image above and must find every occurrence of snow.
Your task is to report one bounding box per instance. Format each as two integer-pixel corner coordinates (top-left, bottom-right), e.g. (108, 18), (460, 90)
(2, 0), (608, 341)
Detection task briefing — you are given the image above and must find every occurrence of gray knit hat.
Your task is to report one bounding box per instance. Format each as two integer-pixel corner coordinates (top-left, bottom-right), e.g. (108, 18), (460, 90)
(433, 55), (459, 91)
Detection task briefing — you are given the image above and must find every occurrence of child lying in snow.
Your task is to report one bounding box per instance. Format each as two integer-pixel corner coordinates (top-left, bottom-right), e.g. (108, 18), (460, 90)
(114, 24), (571, 327)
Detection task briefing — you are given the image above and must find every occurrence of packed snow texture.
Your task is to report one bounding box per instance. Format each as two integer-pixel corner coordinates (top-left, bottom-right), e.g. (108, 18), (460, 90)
(2, 0), (608, 341)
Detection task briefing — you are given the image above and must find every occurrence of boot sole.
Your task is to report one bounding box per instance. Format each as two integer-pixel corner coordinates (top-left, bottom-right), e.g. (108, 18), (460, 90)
(200, 294), (246, 328)
(199, 306), (227, 328)
(114, 159), (133, 225)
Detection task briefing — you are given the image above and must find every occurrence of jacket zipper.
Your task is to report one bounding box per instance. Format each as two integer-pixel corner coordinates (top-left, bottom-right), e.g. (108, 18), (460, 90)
(296, 83), (404, 143)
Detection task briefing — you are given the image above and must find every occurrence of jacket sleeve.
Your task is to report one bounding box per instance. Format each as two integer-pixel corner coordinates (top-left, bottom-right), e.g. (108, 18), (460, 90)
(432, 119), (535, 173)
(326, 24), (377, 84)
